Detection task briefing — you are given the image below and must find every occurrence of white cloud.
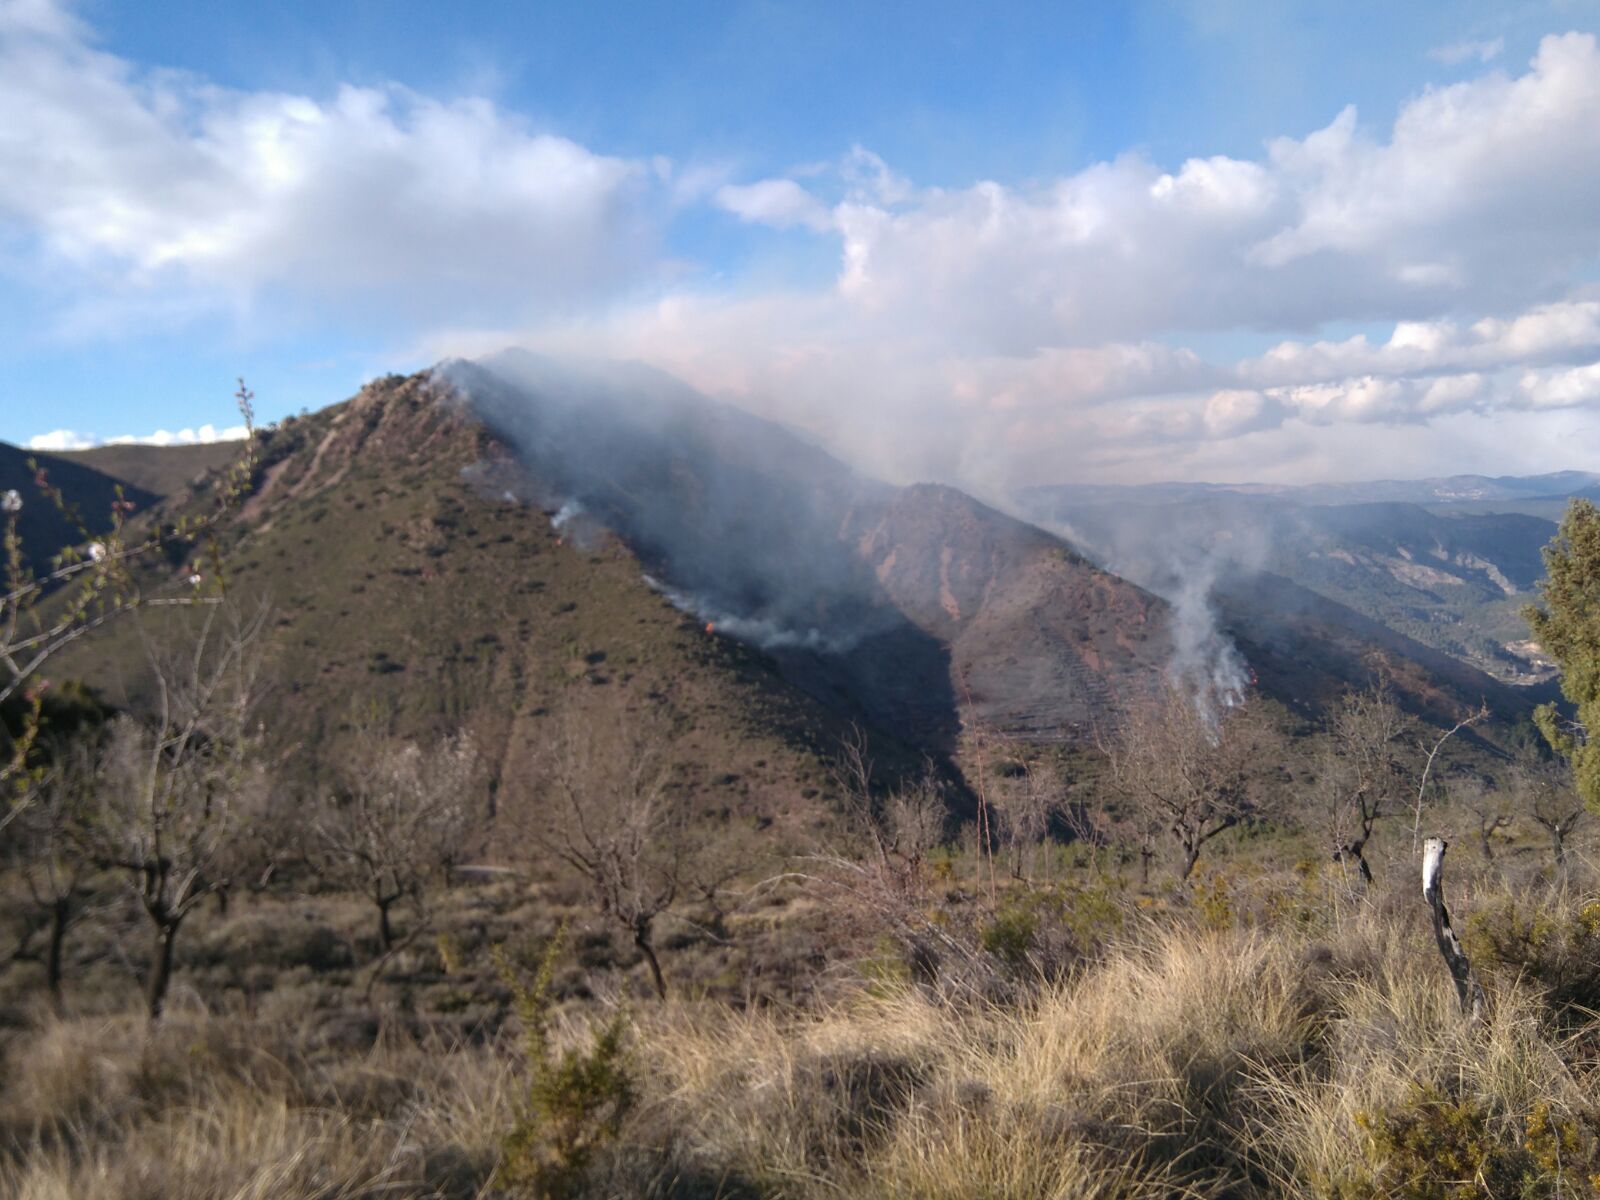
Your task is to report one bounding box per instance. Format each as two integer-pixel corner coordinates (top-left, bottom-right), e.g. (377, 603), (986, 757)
(1429, 37), (1505, 65)
(1516, 362), (1600, 410)
(26, 423), (249, 450)
(714, 178), (832, 231)
(1240, 300), (1600, 387)
(824, 34), (1600, 352)
(0, 0), (659, 326)
(26, 429), (98, 451)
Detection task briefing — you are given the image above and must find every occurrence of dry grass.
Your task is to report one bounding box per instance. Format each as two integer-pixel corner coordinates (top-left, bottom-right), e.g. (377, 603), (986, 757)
(1, 875), (1596, 1198)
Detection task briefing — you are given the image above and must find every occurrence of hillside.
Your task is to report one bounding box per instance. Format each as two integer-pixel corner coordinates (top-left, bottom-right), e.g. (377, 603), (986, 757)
(0, 442), (160, 569)
(52, 441), (243, 499)
(45, 357), (1549, 830)
(51, 374), (920, 848)
(449, 353), (1180, 746)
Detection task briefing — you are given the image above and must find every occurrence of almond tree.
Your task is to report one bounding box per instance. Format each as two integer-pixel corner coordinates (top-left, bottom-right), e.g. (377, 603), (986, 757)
(7, 739), (98, 1009)
(1315, 684), (1410, 886)
(1101, 684), (1267, 883)
(2, 383), (257, 816)
(1516, 750), (1587, 871)
(522, 703), (699, 1000)
(91, 601), (267, 1020)
(992, 746), (1065, 883)
(309, 723), (481, 955)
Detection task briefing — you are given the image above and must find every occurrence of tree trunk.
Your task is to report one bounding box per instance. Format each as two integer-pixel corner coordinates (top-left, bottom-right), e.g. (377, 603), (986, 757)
(146, 918), (182, 1021)
(1334, 843), (1374, 888)
(377, 896), (395, 952)
(634, 926), (667, 1001)
(1180, 842), (1201, 882)
(46, 896), (70, 1011)
(1551, 826), (1567, 870)
(1420, 837), (1485, 1023)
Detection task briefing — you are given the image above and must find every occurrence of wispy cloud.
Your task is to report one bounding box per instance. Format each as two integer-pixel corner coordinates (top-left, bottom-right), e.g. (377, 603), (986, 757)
(1428, 36), (1505, 65)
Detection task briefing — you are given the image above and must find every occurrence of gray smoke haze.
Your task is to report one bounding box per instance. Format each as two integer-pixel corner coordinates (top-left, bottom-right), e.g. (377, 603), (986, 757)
(437, 350), (905, 654)
(1018, 494), (1278, 717)
(440, 349), (1264, 725)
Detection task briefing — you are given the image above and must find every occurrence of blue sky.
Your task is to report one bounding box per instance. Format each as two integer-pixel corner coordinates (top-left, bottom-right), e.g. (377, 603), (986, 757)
(2, 0), (1599, 485)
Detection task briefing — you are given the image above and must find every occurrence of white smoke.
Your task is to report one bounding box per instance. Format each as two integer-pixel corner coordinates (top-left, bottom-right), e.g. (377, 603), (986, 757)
(550, 498), (585, 532)
(1162, 555), (1249, 723)
(640, 574), (856, 654)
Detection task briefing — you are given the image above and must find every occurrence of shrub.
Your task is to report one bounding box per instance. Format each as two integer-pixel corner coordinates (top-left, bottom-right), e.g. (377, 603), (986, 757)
(1464, 895), (1600, 1017)
(493, 930), (635, 1199)
(1345, 1085), (1600, 1200)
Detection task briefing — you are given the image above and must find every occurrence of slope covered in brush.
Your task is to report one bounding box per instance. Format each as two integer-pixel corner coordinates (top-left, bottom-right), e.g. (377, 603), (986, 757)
(52, 373), (914, 844)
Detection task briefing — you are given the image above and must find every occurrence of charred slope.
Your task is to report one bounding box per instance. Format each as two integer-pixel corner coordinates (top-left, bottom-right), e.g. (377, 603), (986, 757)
(843, 484), (1169, 739)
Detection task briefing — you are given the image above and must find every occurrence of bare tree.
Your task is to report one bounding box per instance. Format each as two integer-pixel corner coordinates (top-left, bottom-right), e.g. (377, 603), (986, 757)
(1516, 751), (1586, 871)
(1100, 685), (1267, 883)
(1316, 684), (1410, 886)
(2, 383), (257, 811)
(1410, 704), (1490, 854)
(91, 601), (267, 1020)
(8, 739), (98, 1009)
(523, 704), (695, 1000)
(1449, 777), (1512, 865)
(992, 746), (1065, 883)
(309, 722), (481, 954)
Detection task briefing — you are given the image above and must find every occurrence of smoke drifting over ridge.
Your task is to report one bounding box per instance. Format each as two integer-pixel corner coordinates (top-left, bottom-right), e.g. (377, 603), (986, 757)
(438, 350), (906, 655)
(434, 351), (1186, 744)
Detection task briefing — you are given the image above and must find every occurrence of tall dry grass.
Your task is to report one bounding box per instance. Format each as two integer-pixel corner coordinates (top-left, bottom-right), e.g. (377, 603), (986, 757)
(615, 890), (1600, 1198)
(0, 878), (1595, 1198)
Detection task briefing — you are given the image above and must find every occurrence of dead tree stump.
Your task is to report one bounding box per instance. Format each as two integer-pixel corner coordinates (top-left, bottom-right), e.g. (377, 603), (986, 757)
(1421, 837), (1485, 1023)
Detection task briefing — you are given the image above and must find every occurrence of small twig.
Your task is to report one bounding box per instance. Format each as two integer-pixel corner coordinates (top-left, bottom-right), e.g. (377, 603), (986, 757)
(1412, 704), (1488, 854)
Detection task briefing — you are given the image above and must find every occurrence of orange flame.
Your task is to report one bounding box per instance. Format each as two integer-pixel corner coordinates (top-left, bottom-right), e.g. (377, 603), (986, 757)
(705, 622), (716, 634)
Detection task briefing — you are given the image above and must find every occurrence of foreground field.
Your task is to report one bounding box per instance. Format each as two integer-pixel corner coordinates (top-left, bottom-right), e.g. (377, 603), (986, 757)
(2, 850), (1597, 1199)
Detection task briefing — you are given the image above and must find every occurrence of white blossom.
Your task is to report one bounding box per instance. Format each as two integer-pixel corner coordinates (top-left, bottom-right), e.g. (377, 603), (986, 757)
(1, 489), (21, 513)
(88, 542), (107, 562)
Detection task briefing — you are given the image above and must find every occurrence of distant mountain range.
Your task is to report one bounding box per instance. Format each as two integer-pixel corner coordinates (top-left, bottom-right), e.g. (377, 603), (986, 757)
(1022, 471), (1600, 511)
(1018, 481), (1574, 687)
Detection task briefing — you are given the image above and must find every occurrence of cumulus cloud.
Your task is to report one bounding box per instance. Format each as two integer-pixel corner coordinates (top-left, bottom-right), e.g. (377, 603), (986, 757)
(27, 423), (249, 451)
(25, 429), (98, 452)
(0, 0), (658, 326)
(827, 34), (1600, 351)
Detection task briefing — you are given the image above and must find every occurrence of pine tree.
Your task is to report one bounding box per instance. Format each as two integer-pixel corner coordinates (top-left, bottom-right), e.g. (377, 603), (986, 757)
(1524, 498), (1600, 814)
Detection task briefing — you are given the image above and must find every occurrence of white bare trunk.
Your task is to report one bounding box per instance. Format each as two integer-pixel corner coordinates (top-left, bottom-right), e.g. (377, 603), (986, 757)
(1421, 837), (1485, 1023)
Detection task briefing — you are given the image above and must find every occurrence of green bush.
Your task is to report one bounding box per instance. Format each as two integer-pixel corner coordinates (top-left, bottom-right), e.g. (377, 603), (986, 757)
(493, 929), (635, 1199)
(1463, 896), (1600, 1017)
(1342, 1085), (1600, 1200)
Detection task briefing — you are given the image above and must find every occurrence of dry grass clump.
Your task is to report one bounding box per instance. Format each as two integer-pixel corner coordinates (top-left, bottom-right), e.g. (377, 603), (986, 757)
(0, 1007), (518, 1200)
(615, 895), (1600, 1198)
